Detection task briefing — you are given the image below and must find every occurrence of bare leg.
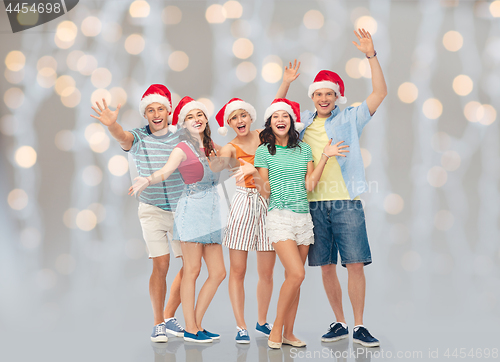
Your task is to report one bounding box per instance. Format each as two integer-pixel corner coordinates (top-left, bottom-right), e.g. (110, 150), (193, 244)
(321, 263), (346, 324)
(268, 240), (305, 344)
(180, 243), (203, 334)
(150, 254), (170, 325)
(283, 245), (309, 340)
(346, 263), (365, 326)
(164, 265), (183, 319)
(195, 244), (226, 328)
(228, 249), (248, 329)
(256, 250), (276, 325)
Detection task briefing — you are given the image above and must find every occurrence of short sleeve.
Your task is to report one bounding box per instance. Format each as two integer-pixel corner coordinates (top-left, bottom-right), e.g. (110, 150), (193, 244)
(124, 128), (141, 153)
(344, 100), (372, 136)
(302, 143), (313, 162)
(254, 145), (268, 169)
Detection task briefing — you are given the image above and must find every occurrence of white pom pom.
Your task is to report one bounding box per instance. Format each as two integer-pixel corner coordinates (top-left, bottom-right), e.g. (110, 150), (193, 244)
(168, 125), (178, 133)
(295, 122), (305, 132)
(218, 126), (228, 136)
(338, 96), (347, 104)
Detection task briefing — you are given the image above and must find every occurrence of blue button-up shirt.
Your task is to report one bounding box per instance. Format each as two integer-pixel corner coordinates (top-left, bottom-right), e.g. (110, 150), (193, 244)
(299, 100), (372, 200)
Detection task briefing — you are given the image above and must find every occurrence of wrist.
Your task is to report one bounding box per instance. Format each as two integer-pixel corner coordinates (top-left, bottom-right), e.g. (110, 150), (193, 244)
(321, 152), (330, 162)
(366, 50), (377, 59)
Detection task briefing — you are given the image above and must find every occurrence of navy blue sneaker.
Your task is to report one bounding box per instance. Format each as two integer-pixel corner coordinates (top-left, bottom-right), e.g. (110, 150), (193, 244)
(235, 328), (250, 344)
(202, 329), (220, 340)
(321, 322), (349, 342)
(352, 326), (380, 347)
(151, 322), (168, 342)
(183, 330), (212, 343)
(255, 322), (272, 336)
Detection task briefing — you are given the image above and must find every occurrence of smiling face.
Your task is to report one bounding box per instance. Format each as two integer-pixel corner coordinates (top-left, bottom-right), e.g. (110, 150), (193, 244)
(228, 109), (251, 136)
(144, 102), (169, 133)
(270, 110), (291, 138)
(312, 88), (338, 118)
(183, 108), (207, 136)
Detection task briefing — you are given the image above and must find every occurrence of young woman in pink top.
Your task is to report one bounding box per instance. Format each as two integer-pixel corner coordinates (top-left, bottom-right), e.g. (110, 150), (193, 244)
(130, 96), (225, 343)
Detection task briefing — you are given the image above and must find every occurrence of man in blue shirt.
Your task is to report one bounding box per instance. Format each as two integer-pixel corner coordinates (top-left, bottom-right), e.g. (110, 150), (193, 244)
(91, 85), (185, 342)
(298, 29), (387, 347)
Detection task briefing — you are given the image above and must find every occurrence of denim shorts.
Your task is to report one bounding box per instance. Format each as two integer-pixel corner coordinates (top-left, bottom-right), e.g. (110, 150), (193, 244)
(308, 200), (371, 267)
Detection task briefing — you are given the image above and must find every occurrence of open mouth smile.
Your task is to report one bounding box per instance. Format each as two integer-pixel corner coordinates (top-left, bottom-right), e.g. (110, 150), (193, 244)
(237, 124), (246, 132)
(276, 124), (286, 130)
(152, 118), (163, 125)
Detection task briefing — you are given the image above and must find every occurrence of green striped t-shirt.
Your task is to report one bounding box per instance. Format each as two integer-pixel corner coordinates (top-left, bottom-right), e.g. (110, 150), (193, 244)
(254, 142), (313, 213)
(125, 125), (185, 212)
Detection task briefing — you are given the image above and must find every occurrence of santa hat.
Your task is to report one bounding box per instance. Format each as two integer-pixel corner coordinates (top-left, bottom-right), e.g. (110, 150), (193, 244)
(308, 70), (347, 104)
(139, 84), (172, 117)
(263, 98), (304, 132)
(215, 98), (257, 136)
(169, 96), (209, 133)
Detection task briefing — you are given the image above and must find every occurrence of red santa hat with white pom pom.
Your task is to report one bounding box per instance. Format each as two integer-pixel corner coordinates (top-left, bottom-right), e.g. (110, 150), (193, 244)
(169, 96), (210, 133)
(263, 98), (304, 132)
(308, 70), (347, 104)
(139, 84), (173, 118)
(215, 98), (257, 136)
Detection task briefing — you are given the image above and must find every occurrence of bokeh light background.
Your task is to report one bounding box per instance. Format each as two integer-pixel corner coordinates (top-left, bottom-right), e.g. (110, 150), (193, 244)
(1, 1), (499, 361)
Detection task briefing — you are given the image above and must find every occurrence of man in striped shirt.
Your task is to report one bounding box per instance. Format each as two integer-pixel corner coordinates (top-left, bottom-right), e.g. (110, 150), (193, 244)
(91, 84), (185, 342)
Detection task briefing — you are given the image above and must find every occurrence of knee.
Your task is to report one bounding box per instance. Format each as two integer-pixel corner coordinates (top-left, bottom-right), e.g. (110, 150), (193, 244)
(184, 263), (201, 280)
(321, 263), (337, 277)
(152, 256), (170, 276)
(346, 263), (364, 275)
(230, 265), (247, 280)
(287, 268), (305, 286)
(259, 270), (273, 284)
(211, 267), (226, 284)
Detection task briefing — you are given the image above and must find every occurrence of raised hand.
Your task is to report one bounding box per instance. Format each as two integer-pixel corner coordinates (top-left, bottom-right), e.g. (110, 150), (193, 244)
(128, 176), (150, 197)
(282, 59), (301, 85)
(91, 98), (122, 127)
(230, 158), (257, 183)
(352, 28), (375, 57)
(323, 139), (349, 158)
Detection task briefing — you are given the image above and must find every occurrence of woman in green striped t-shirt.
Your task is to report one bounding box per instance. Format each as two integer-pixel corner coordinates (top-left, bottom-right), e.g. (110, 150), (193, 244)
(238, 98), (348, 349)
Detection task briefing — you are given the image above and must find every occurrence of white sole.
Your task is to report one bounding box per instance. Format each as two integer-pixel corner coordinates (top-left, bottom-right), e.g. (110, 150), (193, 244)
(183, 337), (212, 343)
(236, 340), (250, 344)
(255, 329), (270, 337)
(165, 329), (184, 338)
(353, 338), (380, 347)
(150, 336), (168, 343)
(321, 334), (349, 342)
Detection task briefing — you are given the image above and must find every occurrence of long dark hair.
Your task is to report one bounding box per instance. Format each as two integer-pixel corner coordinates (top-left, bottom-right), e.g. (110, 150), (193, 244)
(178, 116), (214, 158)
(259, 114), (300, 155)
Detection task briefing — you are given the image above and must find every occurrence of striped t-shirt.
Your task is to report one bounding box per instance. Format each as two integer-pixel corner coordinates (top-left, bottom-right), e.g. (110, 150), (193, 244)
(125, 125), (185, 212)
(254, 142), (313, 213)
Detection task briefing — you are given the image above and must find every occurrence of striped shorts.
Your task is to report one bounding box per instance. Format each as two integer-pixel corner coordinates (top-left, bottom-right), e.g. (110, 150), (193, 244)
(223, 186), (273, 252)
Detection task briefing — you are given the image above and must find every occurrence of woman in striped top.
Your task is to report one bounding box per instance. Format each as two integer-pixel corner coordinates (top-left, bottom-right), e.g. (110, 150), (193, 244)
(250, 98), (349, 349)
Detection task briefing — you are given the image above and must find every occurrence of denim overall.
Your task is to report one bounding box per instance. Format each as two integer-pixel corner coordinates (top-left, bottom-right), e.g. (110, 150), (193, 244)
(173, 142), (223, 244)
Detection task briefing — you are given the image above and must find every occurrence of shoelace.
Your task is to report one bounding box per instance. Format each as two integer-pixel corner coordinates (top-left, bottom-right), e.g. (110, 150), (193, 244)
(155, 324), (164, 335)
(238, 329), (248, 337)
(266, 323), (273, 331)
(171, 319), (183, 329)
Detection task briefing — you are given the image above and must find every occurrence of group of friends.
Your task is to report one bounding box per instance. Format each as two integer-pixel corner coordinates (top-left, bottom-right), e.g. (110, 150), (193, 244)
(91, 29), (387, 349)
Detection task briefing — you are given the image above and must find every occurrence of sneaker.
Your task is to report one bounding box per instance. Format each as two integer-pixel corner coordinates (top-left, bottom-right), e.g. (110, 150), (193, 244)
(202, 329), (220, 340)
(151, 322), (168, 343)
(164, 317), (185, 337)
(321, 322), (349, 342)
(352, 326), (380, 347)
(183, 330), (213, 343)
(235, 327), (250, 344)
(255, 322), (272, 336)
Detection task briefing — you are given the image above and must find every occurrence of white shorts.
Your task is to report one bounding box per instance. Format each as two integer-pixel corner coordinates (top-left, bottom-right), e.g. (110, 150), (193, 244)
(138, 202), (182, 258)
(223, 187), (273, 252)
(266, 209), (314, 246)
